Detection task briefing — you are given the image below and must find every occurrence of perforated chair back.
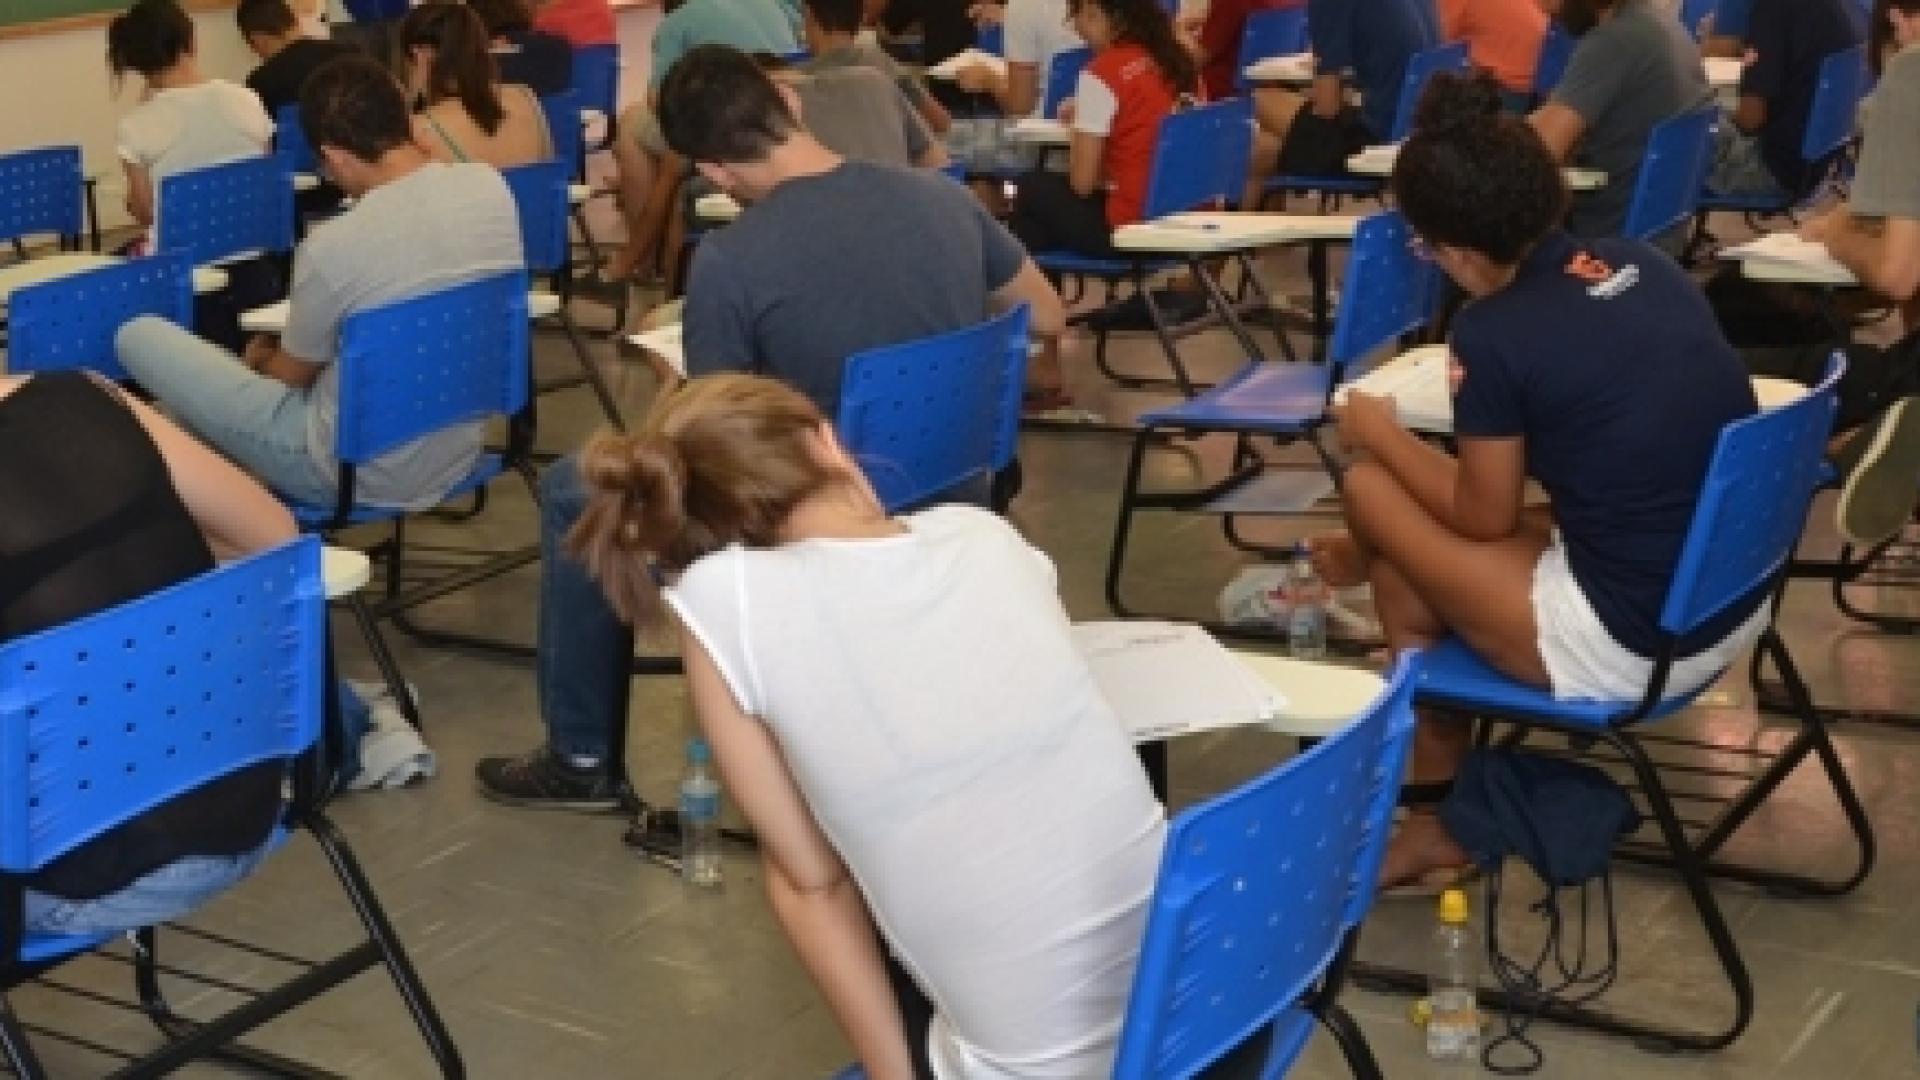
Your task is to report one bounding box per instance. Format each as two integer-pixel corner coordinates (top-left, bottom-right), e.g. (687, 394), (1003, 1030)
(1621, 107), (1716, 241)
(341, 0), (408, 19)
(1679, 0), (1716, 38)
(571, 44), (621, 122)
(1235, 7), (1309, 94)
(978, 22), (1005, 55)
(1112, 654), (1420, 1080)
(1043, 47), (1094, 119)
(7, 255), (194, 382)
(1534, 24), (1575, 97)
(502, 160), (571, 275)
(1801, 45), (1868, 166)
(1141, 98), (1255, 220)
(1388, 41), (1471, 142)
(0, 145), (83, 247)
(836, 306), (1030, 512)
(274, 104), (317, 177)
(155, 155), (295, 267)
(0, 538), (322, 880)
(1327, 211), (1437, 380)
(333, 271), (531, 465)
(539, 89), (587, 179)
(1658, 355), (1841, 637)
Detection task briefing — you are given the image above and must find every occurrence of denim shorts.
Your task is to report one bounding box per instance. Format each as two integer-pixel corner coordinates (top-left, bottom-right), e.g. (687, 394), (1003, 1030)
(25, 843), (274, 938)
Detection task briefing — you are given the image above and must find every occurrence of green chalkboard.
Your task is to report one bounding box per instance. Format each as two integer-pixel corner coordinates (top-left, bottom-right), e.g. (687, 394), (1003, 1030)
(0, 0), (231, 37)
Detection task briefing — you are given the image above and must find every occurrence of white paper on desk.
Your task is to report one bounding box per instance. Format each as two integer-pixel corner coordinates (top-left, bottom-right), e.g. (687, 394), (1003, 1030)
(1348, 143), (1400, 171)
(1703, 56), (1745, 87)
(928, 48), (1006, 81)
(1334, 344), (1452, 433)
(1243, 51), (1313, 82)
(1722, 232), (1846, 272)
(628, 323), (686, 377)
(1073, 620), (1286, 744)
(1008, 117), (1070, 142)
(694, 192), (742, 222)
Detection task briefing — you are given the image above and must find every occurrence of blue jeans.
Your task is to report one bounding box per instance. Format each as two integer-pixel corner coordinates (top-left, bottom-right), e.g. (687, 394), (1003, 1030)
(25, 844), (273, 937)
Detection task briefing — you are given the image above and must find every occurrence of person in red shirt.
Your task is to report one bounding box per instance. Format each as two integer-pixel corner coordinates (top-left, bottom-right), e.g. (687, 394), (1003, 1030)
(1195, 0), (1303, 101)
(533, 0), (618, 47)
(1437, 0), (1545, 107)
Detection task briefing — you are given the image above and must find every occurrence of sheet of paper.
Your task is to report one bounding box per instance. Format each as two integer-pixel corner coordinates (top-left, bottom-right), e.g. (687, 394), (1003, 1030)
(1721, 232), (1854, 283)
(1073, 620), (1287, 743)
(928, 48), (1006, 81)
(1242, 51), (1314, 83)
(694, 193), (742, 223)
(628, 323), (686, 378)
(1334, 344), (1452, 433)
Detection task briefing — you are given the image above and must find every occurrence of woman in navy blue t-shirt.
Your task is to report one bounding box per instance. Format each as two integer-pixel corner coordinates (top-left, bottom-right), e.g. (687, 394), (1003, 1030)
(1315, 72), (1762, 892)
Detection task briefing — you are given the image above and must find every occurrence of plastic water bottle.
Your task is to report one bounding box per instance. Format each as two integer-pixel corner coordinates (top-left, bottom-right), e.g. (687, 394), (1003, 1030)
(679, 738), (723, 888)
(1426, 888), (1481, 1062)
(1285, 542), (1328, 660)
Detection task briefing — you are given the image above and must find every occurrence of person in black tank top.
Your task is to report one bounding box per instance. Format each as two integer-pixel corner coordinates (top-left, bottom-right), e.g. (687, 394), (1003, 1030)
(0, 372), (299, 934)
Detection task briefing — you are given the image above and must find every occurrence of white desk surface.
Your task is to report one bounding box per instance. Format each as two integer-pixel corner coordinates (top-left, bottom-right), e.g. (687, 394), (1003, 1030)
(1704, 56), (1744, 89)
(1346, 143), (1605, 190)
(1113, 211), (1360, 253)
(0, 252), (227, 308)
(1232, 651), (1384, 737)
(293, 172), (321, 192)
(694, 192), (743, 223)
(568, 183), (593, 206)
(1008, 118), (1071, 145)
(1724, 232), (1858, 286)
(1242, 52), (1314, 85)
(322, 546), (371, 599)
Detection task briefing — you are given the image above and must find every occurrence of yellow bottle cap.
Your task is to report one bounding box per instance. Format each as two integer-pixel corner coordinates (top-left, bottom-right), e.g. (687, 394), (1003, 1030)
(1438, 887), (1469, 924)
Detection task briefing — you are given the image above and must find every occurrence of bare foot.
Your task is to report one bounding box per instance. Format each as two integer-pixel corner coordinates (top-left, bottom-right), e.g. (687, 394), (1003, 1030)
(1310, 533), (1369, 587)
(1378, 811), (1471, 890)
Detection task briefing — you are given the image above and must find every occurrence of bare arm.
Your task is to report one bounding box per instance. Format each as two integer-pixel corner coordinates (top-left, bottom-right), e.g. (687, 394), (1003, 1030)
(680, 628), (917, 1080)
(1728, 93), (1766, 136)
(123, 161), (155, 229)
(1067, 130), (1104, 196)
(1337, 392), (1528, 541)
(1309, 72), (1344, 120)
(244, 334), (325, 390)
(1528, 103), (1585, 164)
(916, 93), (953, 134)
(992, 258), (1067, 341)
(1808, 210), (1920, 301)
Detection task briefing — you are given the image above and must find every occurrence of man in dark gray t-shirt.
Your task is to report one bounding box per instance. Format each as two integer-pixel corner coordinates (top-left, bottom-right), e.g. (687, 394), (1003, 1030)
(1531, 0), (1713, 237)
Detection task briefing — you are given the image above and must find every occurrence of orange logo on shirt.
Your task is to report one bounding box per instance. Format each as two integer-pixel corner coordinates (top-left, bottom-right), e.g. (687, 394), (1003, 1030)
(1564, 252), (1615, 284)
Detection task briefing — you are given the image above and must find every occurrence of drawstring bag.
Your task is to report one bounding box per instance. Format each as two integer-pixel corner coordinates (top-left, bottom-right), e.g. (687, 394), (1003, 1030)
(1439, 748), (1642, 1074)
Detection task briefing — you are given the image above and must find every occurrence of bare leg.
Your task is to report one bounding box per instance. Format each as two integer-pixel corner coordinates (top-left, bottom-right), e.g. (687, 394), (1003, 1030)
(1245, 89), (1305, 209)
(1027, 335), (1063, 398)
(605, 103), (659, 282)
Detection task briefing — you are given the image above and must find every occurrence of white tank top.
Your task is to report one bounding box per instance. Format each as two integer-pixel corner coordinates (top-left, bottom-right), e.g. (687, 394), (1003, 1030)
(665, 506), (1166, 1078)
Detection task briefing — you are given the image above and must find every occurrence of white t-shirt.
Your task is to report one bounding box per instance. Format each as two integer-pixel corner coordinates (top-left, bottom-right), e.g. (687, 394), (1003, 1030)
(116, 80), (272, 179)
(1001, 0), (1083, 118)
(664, 506), (1166, 1080)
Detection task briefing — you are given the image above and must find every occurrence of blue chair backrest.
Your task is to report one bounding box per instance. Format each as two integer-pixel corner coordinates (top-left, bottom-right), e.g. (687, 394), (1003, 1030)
(570, 43), (621, 118)
(341, 0), (408, 20)
(539, 89), (586, 178)
(1235, 7), (1309, 94)
(156, 155), (295, 266)
(836, 306), (1030, 512)
(7, 255), (194, 382)
(1533, 23), (1575, 97)
(1388, 41), (1471, 142)
(501, 159), (571, 275)
(1621, 107), (1716, 241)
(333, 271), (532, 464)
(977, 22), (1005, 56)
(274, 103), (317, 177)
(1142, 98), (1255, 220)
(1679, 0), (1717, 38)
(0, 145), (84, 247)
(1800, 45), (1868, 165)
(1043, 46), (1094, 119)
(0, 537), (323, 877)
(1658, 356), (1841, 637)
(1328, 211), (1437, 379)
(1112, 654), (1420, 1080)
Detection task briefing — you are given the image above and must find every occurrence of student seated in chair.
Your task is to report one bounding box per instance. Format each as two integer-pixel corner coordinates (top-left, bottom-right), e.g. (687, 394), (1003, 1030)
(801, 0), (951, 137)
(569, 374), (1167, 1079)
(116, 56), (524, 511)
(1242, 0), (1437, 206)
(0, 371), (301, 934)
(1526, 0), (1712, 238)
(949, 0), (1084, 204)
(1702, 0), (1863, 202)
(108, 0), (275, 250)
(401, 3), (555, 167)
(474, 44), (1062, 808)
(469, 0), (576, 97)
(1312, 73), (1766, 891)
(238, 0), (356, 116)
(1436, 0), (1546, 112)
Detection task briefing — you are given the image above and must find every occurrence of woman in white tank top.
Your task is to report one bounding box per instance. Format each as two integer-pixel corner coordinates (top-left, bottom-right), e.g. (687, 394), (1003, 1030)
(569, 375), (1167, 1079)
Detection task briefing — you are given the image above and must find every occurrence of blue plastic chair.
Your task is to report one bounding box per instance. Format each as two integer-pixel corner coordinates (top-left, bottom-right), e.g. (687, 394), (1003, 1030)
(571, 44), (622, 154)
(501, 160), (624, 427)
(6, 254), (193, 382)
(1235, 7), (1310, 95)
(1698, 45), (1868, 216)
(1266, 40), (1468, 203)
(273, 103), (316, 177)
(0, 145), (83, 252)
(540, 88), (587, 181)
(1532, 23), (1575, 101)
(829, 655), (1420, 1080)
(977, 21), (1005, 56)
(1680, 0), (1719, 37)
(1041, 45), (1093, 120)
(1620, 106), (1717, 241)
(154, 155), (296, 268)
(1105, 210), (1439, 620)
(0, 537), (463, 1077)
(1355, 359), (1873, 1053)
(836, 306), (1030, 511)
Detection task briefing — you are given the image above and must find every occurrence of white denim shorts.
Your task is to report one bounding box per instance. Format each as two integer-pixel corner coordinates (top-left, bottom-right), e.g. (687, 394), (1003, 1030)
(1531, 537), (1769, 703)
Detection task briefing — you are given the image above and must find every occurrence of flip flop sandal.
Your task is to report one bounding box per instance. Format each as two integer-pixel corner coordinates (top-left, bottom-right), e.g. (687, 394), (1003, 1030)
(1379, 862), (1482, 900)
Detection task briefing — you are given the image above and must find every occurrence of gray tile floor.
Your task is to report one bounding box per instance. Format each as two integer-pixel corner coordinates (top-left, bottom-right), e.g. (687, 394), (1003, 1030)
(9, 232), (1920, 1078)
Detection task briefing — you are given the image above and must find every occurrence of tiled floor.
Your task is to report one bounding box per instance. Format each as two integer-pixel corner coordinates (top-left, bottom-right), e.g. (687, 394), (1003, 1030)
(7, 232), (1920, 1078)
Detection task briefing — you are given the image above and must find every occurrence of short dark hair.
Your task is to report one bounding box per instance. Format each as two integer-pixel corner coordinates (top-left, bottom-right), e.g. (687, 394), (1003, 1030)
(236, 0), (298, 39)
(801, 0), (863, 34)
(1389, 71), (1567, 265)
(107, 0), (195, 80)
(300, 55), (415, 164)
(657, 45), (799, 165)
(467, 0), (534, 37)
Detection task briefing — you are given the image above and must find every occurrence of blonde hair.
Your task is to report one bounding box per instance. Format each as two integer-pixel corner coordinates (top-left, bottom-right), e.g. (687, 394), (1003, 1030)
(568, 374), (841, 622)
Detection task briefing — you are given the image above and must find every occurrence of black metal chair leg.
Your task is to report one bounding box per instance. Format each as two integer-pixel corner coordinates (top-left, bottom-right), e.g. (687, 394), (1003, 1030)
(348, 593), (423, 731)
(0, 996), (49, 1079)
(557, 308), (625, 432)
(303, 810), (465, 1078)
(1104, 430), (1155, 618)
(1319, 1003), (1384, 1080)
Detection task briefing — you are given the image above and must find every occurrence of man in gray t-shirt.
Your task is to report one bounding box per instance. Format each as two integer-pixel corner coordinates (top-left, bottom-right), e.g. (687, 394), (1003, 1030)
(117, 56), (523, 511)
(1531, 0), (1713, 237)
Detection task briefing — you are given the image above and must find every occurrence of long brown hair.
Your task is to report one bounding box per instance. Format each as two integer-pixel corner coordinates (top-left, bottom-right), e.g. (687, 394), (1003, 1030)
(568, 375), (844, 622)
(1071, 0), (1197, 94)
(401, 3), (505, 134)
